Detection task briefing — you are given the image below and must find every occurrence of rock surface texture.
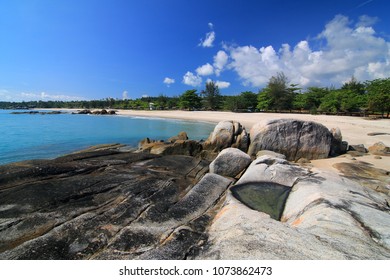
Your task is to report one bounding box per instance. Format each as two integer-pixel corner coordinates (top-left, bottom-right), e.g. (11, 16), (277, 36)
(209, 148), (251, 178)
(1, 120), (389, 260)
(248, 119), (333, 161)
(196, 155), (390, 259)
(0, 147), (232, 259)
(204, 121), (248, 152)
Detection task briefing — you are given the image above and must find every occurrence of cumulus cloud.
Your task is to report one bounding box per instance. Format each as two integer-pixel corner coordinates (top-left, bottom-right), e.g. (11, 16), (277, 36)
(199, 23), (215, 48)
(215, 80), (231, 89)
(196, 63), (214, 76)
(182, 71), (202, 86)
(225, 14), (390, 88)
(206, 79), (231, 89)
(213, 50), (229, 76)
(163, 77), (175, 87)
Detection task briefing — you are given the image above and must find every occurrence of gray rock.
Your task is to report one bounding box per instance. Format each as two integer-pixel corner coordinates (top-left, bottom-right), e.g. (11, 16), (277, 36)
(256, 150), (286, 159)
(196, 156), (390, 259)
(0, 148), (231, 260)
(349, 144), (368, 153)
(330, 127), (348, 156)
(209, 148), (252, 177)
(204, 121), (248, 152)
(248, 119), (333, 161)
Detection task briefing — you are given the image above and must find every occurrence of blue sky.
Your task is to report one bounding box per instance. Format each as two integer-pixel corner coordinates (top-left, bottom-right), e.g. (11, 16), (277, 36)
(0, 0), (389, 101)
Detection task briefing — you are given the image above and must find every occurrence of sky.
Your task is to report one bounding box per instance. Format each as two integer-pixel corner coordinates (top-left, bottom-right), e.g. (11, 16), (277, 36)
(0, 0), (390, 101)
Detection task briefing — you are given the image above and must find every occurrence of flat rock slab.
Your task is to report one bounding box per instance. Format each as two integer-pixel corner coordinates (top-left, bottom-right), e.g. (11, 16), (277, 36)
(0, 149), (232, 260)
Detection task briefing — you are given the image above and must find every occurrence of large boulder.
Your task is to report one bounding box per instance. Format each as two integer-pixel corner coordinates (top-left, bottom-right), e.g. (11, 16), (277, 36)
(247, 119), (333, 161)
(204, 121), (248, 152)
(209, 148), (252, 178)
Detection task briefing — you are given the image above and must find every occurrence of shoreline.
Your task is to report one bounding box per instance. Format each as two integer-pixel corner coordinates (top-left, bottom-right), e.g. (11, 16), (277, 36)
(114, 109), (390, 147)
(32, 108), (390, 174)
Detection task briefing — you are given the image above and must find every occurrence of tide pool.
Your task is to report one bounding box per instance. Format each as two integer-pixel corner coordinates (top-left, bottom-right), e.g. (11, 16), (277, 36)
(0, 110), (215, 165)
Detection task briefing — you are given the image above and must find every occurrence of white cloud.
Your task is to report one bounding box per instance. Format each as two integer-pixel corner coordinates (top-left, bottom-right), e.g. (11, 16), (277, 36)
(182, 71), (202, 87)
(196, 63), (214, 76)
(206, 79), (231, 89)
(122, 90), (128, 100)
(215, 80), (231, 89)
(225, 15), (390, 88)
(199, 23), (215, 48)
(213, 50), (229, 76)
(18, 91), (85, 101)
(163, 77), (175, 87)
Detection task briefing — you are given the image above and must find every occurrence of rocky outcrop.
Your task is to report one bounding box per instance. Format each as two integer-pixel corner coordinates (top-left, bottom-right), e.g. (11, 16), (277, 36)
(248, 119), (333, 161)
(203, 121), (248, 152)
(329, 127), (348, 156)
(0, 146), (232, 260)
(139, 139), (203, 157)
(368, 142), (390, 156)
(75, 109), (116, 115)
(196, 155), (390, 259)
(209, 148), (251, 178)
(168, 131), (188, 143)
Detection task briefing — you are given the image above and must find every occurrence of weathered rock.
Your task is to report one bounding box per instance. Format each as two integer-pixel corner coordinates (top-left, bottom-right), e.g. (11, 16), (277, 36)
(282, 168), (390, 257)
(148, 140), (203, 157)
(168, 131), (188, 143)
(256, 150), (286, 159)
(368, 142), (390, 156)
(196, 155), (390, 259)
(333, 161), (390, 194)
(0, 148), (231, 260)
(209, 148), (252, 177)
(204, 121), (248, 152)
(349, 144), (368, 153)
(329, 127), (348, 156)
(248, 119), (333, 161)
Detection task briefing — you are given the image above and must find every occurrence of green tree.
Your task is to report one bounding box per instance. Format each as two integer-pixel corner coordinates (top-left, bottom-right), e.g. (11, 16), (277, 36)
(179, 90), (201, 110)
(201, 80), (222, 110)
(341, 76), (366, 95)
(365, 78), (390, 117)
(257, 72), (297, 112)
(239, 91), (258, 111)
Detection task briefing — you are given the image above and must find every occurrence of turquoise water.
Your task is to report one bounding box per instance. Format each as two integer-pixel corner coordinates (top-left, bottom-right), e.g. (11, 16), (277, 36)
(0, 110), (214, 165)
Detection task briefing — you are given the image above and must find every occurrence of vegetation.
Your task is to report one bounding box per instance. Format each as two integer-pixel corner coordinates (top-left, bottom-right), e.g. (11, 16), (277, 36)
(1, 75), (390, 118)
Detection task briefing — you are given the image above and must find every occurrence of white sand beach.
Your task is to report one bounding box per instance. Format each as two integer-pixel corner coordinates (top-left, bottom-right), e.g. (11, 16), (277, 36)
(116, 109), (390, 174)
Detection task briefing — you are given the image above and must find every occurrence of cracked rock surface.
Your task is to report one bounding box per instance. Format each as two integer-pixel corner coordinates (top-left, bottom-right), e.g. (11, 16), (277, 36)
(0, 148), (232, 260)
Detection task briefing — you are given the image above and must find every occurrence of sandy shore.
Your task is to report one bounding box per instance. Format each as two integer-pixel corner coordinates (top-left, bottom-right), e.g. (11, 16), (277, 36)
(116, 110), (390, 147)
(116, 109), (390, 175)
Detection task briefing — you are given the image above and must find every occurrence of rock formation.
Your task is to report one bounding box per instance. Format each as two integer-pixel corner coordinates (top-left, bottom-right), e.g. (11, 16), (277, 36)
(195, 155), (390, 259)
(1, 119), (388, 260)
(203, 121), (248, 152)
(368, 142), (390, 156)
(209, 148), (251, 178)
(0, 146), (231, 260)
(248, 119), (334, 161)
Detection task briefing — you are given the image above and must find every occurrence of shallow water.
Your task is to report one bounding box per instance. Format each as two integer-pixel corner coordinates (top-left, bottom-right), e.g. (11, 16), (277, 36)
(231, 182), (291, 220)
(0, 110), (214, 165)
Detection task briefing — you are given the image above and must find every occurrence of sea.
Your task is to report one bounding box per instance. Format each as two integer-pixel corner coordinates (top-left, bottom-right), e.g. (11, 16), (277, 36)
(0, 110), (215, 165)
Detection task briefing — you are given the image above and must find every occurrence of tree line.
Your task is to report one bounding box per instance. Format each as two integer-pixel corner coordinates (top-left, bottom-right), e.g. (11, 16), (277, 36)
(1, 75), (389, 118)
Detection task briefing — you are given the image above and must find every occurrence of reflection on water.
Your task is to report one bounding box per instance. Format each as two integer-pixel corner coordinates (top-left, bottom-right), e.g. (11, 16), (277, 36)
(231, 182), (291, 220)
